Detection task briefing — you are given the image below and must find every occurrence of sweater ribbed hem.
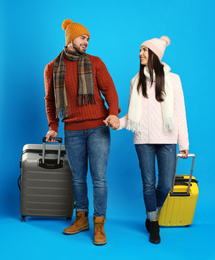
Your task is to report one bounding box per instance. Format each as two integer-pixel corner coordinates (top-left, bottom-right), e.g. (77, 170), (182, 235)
(64, 118), (106, 131)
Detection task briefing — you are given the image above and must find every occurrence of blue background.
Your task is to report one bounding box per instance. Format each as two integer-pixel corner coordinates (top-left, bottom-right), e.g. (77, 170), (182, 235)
(1, 0), (215, 259)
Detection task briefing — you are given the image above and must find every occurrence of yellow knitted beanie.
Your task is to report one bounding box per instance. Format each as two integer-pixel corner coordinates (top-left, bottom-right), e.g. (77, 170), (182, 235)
(62, 19), (90, 46)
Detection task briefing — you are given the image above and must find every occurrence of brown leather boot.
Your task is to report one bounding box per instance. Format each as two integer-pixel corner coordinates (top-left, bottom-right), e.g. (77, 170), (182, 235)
(63, 211), (89, 235)
(93, 217), (106, 245)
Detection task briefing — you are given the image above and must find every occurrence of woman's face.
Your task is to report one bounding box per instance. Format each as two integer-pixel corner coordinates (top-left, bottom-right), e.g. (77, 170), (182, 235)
(139, 46), (149, 66)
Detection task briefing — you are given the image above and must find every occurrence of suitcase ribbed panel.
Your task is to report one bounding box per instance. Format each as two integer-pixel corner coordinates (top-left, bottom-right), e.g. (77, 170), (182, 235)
(20, 144), (74, 219)
(157, 176), (199, 226)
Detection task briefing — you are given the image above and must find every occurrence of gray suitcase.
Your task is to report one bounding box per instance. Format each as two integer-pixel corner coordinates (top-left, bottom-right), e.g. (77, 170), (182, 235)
(18, 137), (74, 222)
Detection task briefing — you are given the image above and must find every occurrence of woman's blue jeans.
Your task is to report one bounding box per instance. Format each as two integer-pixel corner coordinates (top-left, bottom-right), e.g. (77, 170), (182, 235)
(65, 125), (110, 218)
(135, 144), (176, 220)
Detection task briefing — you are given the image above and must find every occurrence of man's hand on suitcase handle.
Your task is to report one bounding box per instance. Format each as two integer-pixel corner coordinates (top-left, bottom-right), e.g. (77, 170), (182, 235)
(179, 150), (189, 159)
(46, 130), (58, 143)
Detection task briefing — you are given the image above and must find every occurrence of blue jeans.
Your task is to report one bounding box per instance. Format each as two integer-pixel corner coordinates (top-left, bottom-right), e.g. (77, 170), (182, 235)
(135, 144), (176, 220)
(65, 125), (110, 217)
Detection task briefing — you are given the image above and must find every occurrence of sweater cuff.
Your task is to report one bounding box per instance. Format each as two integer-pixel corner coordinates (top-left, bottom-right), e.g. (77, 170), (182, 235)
(108, 107), (121, 117)
(178, 144), (189, 152)
(48, 122), (59, 133)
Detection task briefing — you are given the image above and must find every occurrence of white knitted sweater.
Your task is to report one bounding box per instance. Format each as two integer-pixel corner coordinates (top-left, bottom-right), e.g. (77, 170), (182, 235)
(119, 72), (189, 151)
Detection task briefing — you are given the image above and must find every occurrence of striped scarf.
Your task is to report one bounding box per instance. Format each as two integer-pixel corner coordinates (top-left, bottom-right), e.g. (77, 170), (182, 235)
(53, 46), (95, 118)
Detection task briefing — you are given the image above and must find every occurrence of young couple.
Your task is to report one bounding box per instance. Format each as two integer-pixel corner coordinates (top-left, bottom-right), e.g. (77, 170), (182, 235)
(44, 19), (189, 246)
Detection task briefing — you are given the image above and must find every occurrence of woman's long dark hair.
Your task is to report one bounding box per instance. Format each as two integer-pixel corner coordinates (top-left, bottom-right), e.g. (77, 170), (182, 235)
(137, 48), (165, 102)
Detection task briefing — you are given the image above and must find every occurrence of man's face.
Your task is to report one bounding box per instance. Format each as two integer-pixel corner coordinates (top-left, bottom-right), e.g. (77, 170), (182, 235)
(68, 35), (89, 54)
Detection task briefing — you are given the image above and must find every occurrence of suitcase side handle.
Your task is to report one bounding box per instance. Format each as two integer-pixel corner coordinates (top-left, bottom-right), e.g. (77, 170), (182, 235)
(170, 153), (195, 196)
(17, 174), (21, 190)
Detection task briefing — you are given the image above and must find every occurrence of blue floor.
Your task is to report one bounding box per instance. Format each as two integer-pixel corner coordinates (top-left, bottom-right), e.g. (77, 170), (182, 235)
(1, 205), (214, 260)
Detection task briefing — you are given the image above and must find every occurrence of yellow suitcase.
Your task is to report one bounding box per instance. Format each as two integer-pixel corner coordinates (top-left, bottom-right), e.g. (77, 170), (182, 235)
(157, 154), (199, 226)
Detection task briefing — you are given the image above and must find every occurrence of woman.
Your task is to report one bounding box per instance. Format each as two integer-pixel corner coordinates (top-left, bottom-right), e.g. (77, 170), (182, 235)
(108, 36), (189, 244)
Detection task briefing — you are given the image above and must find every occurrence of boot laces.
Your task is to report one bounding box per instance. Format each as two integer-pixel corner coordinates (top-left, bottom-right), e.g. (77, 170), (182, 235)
(73, 216), (84, 227)
(94, 223), (104, 233)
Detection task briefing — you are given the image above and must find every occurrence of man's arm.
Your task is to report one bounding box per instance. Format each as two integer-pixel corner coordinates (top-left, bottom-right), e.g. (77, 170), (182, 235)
(44, 62), (59, 142)
(95, 57), (120, 129)
(96, 57), (120, 116)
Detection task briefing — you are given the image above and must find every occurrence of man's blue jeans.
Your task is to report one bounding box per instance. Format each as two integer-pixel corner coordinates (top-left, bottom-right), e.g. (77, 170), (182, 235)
(65, 125), (110, 217)
(135, 144), (176, 220)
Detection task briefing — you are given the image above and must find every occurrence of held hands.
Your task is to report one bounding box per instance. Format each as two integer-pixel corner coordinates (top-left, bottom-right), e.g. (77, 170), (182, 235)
(103, 115), (120, 130)
(45, 130), (58, 143)
(179, 150), (189, 159)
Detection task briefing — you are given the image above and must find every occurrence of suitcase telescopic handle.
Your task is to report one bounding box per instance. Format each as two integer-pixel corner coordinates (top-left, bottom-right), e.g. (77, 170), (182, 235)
(42, 137), (62, 164)
(170, 153), (195, 196)
(42, 137), (62, 143)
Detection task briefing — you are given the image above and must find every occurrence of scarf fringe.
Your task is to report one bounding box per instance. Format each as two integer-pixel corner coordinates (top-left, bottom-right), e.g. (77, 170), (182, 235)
(163, 117), (175, 132)
(78, 94), (96, 106)
(126, 119), (143, 132)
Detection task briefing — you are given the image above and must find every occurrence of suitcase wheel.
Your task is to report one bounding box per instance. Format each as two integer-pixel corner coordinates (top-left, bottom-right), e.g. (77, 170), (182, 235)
(67, 217), (71, 221)
(21, 216), (26, 222)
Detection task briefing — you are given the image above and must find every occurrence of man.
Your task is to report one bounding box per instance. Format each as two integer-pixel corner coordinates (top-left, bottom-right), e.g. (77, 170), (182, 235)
(44, 19), (120, 245)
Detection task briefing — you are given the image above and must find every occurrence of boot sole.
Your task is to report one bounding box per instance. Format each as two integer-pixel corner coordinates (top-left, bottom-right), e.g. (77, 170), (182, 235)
(149, 238), (161, 244)
(63, 227), (89, 235)
(93, 241), (107, 246)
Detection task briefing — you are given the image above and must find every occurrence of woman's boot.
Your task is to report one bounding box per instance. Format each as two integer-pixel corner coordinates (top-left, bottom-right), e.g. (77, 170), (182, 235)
(149, 220), (161, 244)
(145, 219), (151, 233)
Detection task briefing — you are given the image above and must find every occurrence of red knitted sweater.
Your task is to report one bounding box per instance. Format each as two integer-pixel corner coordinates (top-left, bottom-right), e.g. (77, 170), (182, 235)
(44, 54), (120, 132)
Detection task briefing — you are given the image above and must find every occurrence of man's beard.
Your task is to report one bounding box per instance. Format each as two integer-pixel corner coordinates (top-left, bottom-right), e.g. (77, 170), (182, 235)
(73, 42), (86, 55)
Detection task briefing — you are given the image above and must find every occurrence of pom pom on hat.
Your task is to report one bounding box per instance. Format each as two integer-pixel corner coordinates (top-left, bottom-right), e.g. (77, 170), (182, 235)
(141, 36), (170, 60)
(62, 18), (90, 46)
(62, 19), (73, 31)
(160, 36), (170, 46)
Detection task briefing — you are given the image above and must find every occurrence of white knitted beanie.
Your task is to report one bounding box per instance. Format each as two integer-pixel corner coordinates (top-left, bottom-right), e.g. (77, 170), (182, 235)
(141, 36), (170, 60)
